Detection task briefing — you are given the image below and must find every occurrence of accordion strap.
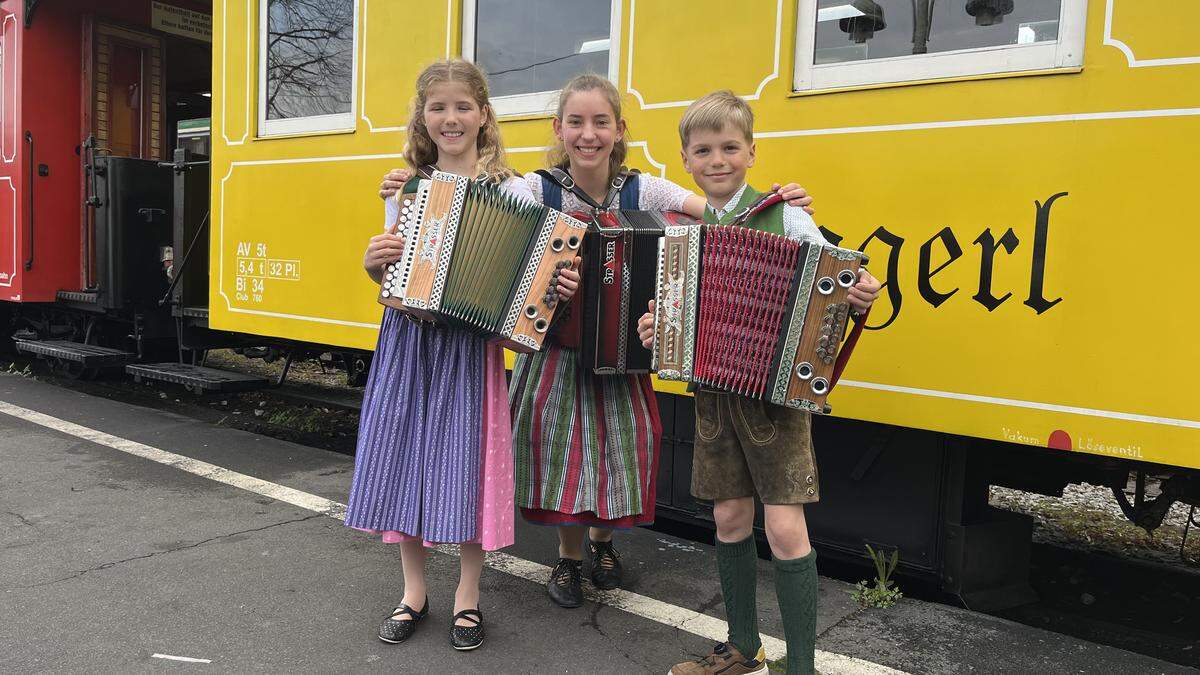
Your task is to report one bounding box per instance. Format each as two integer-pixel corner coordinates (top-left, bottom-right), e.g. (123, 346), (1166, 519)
(831, 307), (869, 389)
(729, 190), (785, 227)
(535, 167), (635, 212)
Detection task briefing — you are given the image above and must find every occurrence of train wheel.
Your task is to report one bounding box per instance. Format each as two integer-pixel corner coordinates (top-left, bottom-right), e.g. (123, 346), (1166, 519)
(62, 361), (98, 381)
(49, 358), (96, 381)
(345, 354), (369, 387)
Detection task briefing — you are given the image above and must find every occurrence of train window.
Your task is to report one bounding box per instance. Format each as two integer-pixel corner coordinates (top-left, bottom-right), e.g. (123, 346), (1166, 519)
(793, 0), (1087, 91)
(463, 0), (621, 117)
(258, 0), (358, 136)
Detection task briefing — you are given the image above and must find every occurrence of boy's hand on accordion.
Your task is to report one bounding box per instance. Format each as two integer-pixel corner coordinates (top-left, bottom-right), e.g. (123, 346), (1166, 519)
(379, 168), (414, 200)
(638, 300), (656, 349)
(772, 182), (815, 215)
(364, 233), (407, 272)
(555, 257), (582, 301)
(847, 269), (881, 313)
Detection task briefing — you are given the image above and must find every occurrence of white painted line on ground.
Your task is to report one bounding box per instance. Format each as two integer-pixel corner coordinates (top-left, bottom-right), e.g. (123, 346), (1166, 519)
(152, 653), (212, 664)
(0, 401), (347, 520)
(0, 400), (907, 675)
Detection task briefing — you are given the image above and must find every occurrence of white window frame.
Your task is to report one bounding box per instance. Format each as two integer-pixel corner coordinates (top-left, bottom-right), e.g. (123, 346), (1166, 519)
(793, 0), (1087, 91)
(463, 0), (622, 117)
(258, 0), (359, 137)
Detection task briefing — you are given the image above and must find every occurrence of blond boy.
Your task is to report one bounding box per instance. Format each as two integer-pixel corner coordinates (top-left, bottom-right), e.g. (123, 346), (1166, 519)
(638, 91), (880, 675)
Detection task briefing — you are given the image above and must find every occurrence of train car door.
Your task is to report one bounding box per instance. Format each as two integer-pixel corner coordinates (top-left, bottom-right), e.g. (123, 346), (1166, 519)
(81, 19), (164, 290)
(84, 20), (164, 160)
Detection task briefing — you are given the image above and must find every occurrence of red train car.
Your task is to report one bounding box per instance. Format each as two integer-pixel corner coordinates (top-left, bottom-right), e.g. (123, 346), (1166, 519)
(0, 0), (210, 304)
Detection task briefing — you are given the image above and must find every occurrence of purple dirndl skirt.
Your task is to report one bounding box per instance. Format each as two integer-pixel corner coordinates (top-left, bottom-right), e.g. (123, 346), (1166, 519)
(344, 308), (514, 549)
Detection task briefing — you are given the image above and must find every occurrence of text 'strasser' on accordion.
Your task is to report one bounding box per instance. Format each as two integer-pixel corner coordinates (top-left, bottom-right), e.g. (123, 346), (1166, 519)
(377, 171), (587, 353)
(573, 209), (699, 375)
(651, 224), (869, 414)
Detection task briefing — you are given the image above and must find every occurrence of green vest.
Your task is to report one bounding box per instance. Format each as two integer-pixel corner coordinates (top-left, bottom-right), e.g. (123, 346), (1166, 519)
(702, 184), (785, 235)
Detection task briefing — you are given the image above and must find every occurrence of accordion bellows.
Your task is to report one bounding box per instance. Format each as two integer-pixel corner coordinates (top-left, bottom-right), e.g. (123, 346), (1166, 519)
(378, 171), (587, 352)
(651, 224), (868, 414)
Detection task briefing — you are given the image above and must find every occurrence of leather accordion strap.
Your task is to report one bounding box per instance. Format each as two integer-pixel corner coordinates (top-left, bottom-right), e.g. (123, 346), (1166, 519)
(729, 190), (785, 227)
(831, 307), (869, 389)
(535, 167), (633, 212)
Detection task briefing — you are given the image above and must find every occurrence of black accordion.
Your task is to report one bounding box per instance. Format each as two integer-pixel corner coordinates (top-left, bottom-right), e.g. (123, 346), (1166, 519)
(558, 209), (699, 374)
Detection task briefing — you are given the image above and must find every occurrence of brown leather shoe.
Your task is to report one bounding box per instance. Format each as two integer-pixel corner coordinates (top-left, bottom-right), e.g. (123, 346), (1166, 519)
(668, 642), (767, 675)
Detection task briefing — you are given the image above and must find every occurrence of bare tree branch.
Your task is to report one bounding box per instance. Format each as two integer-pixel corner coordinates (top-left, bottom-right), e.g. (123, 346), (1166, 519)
(264, 0), (354, 119)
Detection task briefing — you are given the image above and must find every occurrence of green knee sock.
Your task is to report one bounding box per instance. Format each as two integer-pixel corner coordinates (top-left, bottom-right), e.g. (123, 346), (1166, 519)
(774, 550), (818, 675)
(716, 535), (761, 659)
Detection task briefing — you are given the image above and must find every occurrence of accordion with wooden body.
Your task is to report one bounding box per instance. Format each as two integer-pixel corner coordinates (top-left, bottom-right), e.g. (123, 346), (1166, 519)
(378, 171), (587, 352)
(576, 210), (699, 374)
(651, 224), (869, 413)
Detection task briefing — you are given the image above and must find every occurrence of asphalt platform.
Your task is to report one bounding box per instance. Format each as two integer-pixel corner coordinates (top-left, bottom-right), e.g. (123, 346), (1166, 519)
(0, 375), (1191, 674)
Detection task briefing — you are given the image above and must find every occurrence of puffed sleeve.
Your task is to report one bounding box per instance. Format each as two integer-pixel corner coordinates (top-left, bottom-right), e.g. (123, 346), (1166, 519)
(383, 196), (400, 232)
(782, 204), (829, 246)
(501, 175), (536, 202)
(522, 172), (546, 205)
(636, 175), (696, 212)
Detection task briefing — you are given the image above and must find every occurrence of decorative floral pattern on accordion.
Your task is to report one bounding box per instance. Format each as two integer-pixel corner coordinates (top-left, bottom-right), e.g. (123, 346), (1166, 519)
(418, 214), (446, 263)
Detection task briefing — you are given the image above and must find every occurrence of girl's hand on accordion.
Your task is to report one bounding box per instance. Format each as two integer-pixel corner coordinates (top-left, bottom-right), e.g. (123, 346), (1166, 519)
(847, 269), (881, 313)
(363, 233), (407, 279)
(772, 182), (815, 215)
(638, 300), (656, 349)
(555, 257), (582, 301)
(379, 168), (415, 200)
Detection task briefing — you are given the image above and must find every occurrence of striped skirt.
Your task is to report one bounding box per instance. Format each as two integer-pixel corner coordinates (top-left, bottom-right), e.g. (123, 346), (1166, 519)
(344, 308), (514, 551)
(510, 343), (661, 528)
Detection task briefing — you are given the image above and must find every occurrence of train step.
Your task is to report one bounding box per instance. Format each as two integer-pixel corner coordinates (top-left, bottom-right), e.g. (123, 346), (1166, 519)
(14, 340), (136, 368)
(126, 363), (269, 393)
(56, 290), (99, 303)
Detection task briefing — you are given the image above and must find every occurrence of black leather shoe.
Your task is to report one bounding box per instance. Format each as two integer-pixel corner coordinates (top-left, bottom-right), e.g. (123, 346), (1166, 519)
(449, 609), (484, 651)
(378, 598), (428, 644)
(589, 540), (623, 591)
(547, 557), (583, 608)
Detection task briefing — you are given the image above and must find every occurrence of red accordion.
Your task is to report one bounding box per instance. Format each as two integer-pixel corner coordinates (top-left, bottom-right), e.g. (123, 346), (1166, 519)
(651, 224), (868, 414)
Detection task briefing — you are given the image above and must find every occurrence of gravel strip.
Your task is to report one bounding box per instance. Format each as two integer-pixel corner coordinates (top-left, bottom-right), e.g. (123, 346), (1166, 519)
(991, 483), (1199, 568)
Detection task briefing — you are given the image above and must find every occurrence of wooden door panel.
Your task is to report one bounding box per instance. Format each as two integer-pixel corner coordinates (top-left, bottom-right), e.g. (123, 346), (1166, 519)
(89, 22), (163, 160)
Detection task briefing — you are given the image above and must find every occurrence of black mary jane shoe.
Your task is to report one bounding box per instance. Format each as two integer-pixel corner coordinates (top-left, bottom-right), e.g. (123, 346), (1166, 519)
(378, 598), (429, 644)
(547, 557), (584, 608)
(449, 608), (484, 651)
(589, 540), (623, 591)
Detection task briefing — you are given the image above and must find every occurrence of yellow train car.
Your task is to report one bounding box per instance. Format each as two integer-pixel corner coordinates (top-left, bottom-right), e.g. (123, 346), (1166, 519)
(211, 0), (1199, 600)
